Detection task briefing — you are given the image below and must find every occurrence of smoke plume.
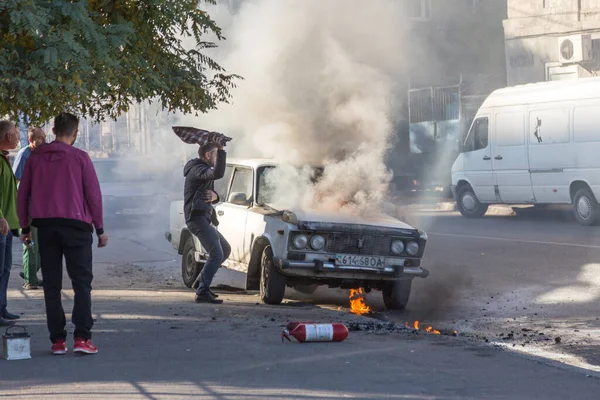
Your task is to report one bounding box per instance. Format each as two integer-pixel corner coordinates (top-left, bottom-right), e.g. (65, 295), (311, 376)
(177, 0), (413, 215)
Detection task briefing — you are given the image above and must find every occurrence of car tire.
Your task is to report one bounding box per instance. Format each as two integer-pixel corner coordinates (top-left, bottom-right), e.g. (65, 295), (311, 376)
(181, 236), (203, 288)
(260, 245), (286, 305)
(382, 279), (412, 310)
(456, 185), (488, 218)
(573, 188), (599, 226)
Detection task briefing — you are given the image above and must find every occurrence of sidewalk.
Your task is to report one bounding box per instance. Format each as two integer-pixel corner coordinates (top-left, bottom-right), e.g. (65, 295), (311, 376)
(1, 272), (600, 399)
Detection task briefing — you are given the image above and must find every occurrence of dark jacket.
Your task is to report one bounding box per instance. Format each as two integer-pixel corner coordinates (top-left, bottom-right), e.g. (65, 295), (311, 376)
(183, 150), (226, 223)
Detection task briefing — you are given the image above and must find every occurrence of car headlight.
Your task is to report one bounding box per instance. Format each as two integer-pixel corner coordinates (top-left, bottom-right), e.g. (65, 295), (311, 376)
(292, 234), (309, 249)
(310, 235), (326, 251)
(406, 241), (419, 256)
(391, 240), (405, 255)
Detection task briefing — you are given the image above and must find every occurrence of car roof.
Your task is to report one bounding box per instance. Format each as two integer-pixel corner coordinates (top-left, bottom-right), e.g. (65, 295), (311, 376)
(226, 159), (324, 170)
(226, 158), (278, 169)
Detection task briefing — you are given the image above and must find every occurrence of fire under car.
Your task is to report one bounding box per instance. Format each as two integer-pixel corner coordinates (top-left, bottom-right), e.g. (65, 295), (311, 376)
(166, 159), (429, 309)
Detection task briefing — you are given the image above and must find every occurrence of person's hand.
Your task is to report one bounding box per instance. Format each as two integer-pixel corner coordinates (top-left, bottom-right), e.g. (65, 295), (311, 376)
(203, 190), (218, 203)
(98, 233), (108, 248)
(0, 218), (9, 236)
(210, 135), (225, 149)
(20, 232), (31, 243)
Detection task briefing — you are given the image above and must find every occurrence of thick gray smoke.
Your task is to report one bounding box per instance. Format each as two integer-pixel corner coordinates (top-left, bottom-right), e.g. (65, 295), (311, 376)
(176, 0), (413, 215)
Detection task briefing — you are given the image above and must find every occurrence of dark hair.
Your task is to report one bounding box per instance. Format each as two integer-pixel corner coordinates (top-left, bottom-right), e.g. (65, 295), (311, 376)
(53, 112), (79, 137)
(198, 142), (218, 159)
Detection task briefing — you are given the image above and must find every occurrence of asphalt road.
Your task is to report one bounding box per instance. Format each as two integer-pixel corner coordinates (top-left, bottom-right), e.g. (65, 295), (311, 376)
(400, 205), (600, 371)
(3, 209), (600, 399)
(101, 208), (600, 373)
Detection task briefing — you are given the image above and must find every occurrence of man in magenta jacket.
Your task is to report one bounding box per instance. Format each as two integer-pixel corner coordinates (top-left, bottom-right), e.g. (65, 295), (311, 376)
(17, 112), (108, 355)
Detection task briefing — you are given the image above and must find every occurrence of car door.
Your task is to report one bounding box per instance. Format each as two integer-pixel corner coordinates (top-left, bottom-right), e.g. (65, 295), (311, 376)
(492, 107), (535, 203)
(214, 166), (252, 271)
(462, 114), (496, 202)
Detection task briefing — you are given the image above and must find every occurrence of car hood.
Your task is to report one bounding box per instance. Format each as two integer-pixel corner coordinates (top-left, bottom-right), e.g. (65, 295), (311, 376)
(266, 204), (417, 232)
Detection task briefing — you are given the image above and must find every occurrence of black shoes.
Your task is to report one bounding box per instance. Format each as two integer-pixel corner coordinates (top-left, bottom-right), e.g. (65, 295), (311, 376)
(194, 292), (223, 304)
(2, 311), (20, 320)
(192, 280), (218, 298)
(0, 318), (14, 326)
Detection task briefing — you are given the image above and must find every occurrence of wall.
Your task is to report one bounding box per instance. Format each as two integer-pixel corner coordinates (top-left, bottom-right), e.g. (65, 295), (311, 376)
(504, 0), (600, 85)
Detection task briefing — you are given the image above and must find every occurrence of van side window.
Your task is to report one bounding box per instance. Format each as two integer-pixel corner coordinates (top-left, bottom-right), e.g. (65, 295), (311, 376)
(464, 117), (489, 152)
(496, 112), (525, 146)
(574, 106), (600, 143)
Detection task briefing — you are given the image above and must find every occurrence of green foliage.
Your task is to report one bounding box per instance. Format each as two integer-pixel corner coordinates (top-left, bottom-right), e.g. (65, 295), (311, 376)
(0, 0), (239, 124)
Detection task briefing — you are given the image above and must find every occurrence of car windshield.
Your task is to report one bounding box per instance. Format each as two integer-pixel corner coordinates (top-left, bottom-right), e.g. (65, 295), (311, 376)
(257, 165), (323, 205)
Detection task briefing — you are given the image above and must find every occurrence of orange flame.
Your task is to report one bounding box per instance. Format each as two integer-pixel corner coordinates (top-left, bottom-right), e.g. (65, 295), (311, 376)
(349, 288), (371, 315)
(408, 321), (441, 335)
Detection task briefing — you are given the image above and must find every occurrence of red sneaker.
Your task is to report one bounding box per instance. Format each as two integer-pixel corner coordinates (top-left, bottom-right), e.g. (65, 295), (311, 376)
(73, 338), (98, 354)
(51, 340), (67, 355)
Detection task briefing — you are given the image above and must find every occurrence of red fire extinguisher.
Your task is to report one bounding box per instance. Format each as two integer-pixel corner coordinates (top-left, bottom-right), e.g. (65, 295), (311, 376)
(282, 322), (349, 343)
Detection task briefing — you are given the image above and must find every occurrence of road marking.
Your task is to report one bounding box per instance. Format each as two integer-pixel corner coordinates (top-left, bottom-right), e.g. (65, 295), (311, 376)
(429, 232), (600, 250)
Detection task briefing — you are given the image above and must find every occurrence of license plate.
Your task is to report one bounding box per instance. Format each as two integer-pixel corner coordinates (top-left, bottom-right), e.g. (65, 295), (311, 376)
(335, 254), (386, 268)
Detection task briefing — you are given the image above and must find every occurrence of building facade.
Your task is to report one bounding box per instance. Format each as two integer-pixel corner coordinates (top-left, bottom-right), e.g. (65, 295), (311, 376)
(390, 0), (508, 189)
(504, 0), (600, 85)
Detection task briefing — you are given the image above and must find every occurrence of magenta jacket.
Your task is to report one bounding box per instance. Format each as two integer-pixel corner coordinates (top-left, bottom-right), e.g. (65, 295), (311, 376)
(17, 141), (104, 235)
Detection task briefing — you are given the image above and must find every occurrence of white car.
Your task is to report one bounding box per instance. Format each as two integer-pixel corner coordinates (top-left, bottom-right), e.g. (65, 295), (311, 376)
(166, 159), (429, 309)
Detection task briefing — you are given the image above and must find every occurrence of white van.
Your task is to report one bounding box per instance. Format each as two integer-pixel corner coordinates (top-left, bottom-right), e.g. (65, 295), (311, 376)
(451, 77), (600, 226)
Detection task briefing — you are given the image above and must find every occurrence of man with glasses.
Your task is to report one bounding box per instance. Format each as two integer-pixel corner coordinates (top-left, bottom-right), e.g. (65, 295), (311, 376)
(13, 126), (46, 290)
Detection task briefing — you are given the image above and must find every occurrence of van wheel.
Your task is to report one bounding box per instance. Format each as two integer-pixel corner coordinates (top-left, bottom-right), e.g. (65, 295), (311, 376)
(181, 237), (203, 288)
(457, 185), (488, 218)
(260, 246), (286, 305)
(383, 280), (412, 310)
(573, 188), (599, 226)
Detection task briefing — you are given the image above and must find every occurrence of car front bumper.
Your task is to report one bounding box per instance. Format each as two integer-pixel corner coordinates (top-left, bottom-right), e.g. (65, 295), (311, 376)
(273, 257), (429, 281)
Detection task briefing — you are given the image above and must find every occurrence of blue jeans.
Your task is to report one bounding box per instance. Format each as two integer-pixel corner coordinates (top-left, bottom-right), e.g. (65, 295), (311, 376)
(187, 216), (231, 296)
(0, 231), (13, 315)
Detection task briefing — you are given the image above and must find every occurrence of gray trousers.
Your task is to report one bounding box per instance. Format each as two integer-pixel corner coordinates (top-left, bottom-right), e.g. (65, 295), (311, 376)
(186, 215), (231, 295)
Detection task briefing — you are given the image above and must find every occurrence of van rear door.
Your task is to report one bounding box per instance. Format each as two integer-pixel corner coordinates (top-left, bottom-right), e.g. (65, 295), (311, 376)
(492, 107), (535, 203)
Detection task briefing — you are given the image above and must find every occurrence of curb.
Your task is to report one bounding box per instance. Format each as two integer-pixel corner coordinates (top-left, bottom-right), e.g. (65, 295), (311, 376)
(404, 202), (516, 217)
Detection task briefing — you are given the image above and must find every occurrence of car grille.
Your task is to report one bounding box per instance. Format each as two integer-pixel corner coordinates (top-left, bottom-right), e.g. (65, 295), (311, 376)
(325, 233), (392, 256)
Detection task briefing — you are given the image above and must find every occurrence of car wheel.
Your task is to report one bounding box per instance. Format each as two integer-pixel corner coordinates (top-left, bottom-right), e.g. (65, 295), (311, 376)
(574, 188), (599, 226)
(260, 245), (286, 305)
(382, 279), (412, 310)
(181, 236), (203, 288)
(457, 185), (488, 218)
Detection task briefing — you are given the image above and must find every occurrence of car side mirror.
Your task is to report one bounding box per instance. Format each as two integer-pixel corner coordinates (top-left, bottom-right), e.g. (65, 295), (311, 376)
(229, 192), (251, 206)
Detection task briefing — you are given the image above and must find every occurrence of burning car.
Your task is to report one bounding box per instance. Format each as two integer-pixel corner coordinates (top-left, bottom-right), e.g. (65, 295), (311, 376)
(166, 159), (429, 309)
